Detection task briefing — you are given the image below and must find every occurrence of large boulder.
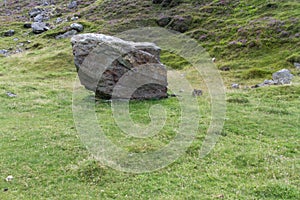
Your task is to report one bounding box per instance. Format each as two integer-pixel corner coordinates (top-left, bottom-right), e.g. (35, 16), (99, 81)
(71, 33), (168, 100)
(272, 69), (293, 84)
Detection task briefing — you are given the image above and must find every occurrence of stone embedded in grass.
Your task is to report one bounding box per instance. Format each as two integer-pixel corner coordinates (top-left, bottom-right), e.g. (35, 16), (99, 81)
(32, 22), (49, 34)
(68, 1), (77, 9)
(70, 23), (84, 32)
(5, 175), (13, 182)
(272, 69), (293, 85)
(6, 92), (17, 97)
(231, 83), (239, 89)
(71, 33), (168, 100)
(192, 89), (202, 96)
(56, 30), (78, 39)
(4, 30), (15, 37)
(0, 49), (8, 56)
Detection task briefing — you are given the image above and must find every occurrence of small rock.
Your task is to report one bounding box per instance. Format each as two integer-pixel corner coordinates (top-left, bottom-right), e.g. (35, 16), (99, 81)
(0, 49), (8, 55)
(212, 57), (216, 63)
(23, 23), (32, 28)
(42, 1), (49, 6)
(56, 30), (78, 39)
(71, 16), (79, 21)
(32, 22), (49, 34)
(231, 83), (239, 89)
(29, 8), (43, 18)
(220, 66), (230, 71)
(13, 38), (19, 41)
(4, 30), (15, 37)
(192, 89), (203, 96)
(70, 23), (83, 32)
(6, 92), (17, 97)
(5, 175), (13, 181)
(68, 1), (77, 9)
(263, 79), (275, 85)
(272, 69), (293, 85)
(55, 17), (63, 24)
(34, 14), (44, 22)
(294, 62), (300, 70)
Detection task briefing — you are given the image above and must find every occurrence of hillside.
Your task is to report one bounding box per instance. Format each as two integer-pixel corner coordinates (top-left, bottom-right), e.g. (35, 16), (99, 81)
(0, 0), (299, 199)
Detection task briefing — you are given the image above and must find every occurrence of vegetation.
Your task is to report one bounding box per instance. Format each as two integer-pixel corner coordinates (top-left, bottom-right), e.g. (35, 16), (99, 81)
(0, 0), (299, 199)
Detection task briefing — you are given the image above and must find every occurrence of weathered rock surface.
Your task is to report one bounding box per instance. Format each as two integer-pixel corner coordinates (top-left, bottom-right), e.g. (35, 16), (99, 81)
(70, 23), (83, 32)
(29, 8), (43, 18)
(68, 1), (77, 9)
(4, 30), (15, 37)
(56, 30), (77, 39)
(71, 33), (168, 100)
(32, 22), (49, 34)
(272, 69), (293, 84)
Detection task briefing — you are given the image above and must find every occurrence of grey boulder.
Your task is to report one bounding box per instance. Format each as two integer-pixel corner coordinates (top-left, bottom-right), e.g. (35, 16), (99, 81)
(272, 69), (293, 85)
(71, 33), (167, 100)
(70, 23), (84, 32)
(56, 30), (78, 39)
(32, 22), (49, 34)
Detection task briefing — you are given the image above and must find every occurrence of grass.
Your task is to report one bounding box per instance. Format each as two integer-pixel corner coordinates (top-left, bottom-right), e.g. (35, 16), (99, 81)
(0, 0), (299, 199)
(0, 40), (299, 199)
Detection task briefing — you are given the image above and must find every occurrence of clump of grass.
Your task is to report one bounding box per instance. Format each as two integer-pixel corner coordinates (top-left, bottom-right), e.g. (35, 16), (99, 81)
(160, 50), (191, 70)
(242, 68), (271, 79)
(287, 53), (300, 63)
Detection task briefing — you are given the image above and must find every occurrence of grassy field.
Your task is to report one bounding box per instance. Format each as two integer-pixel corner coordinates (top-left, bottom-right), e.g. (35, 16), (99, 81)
(0, 0), (300, 199)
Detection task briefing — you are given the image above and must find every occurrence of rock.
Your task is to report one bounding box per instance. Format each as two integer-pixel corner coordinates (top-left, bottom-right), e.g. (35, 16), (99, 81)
(29, 8), (43, 18)
(34, 14), (44, 22)
(192, 89), (202, 96)
(32, 22), (49, 34)
(70, 23), (83, 32)
(71, 16), (79, 21)
(156, 16), (172, 27)
(13, 38), (19, 41)
(6, 92), (17, 97)
(4, 30), (15, 37)
(272, 69), (293, 84)
(263, 79), (275, 85)
(0, 49), (8, 56)
(169, 16), (192, 33)
(68, 1), (77, 9)
(5, 175), (13, 181)
(71, 33), (167, 100)
(23, 23), (32, 28)
(294, 62), (300, 70)
(231, 83), (239, 89)
(56, 30), (78, 39)
(219, 66), (230, 71)
(55, 17), (63, 24)
(212, 57), (216, 63)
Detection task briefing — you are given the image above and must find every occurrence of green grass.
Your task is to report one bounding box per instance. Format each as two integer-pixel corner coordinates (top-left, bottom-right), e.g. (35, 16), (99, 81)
(0, 0), (300, 199)
(0, 40), (299, 199)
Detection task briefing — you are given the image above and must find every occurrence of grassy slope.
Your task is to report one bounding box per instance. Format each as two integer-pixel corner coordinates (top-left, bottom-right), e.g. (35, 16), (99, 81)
(0, 0), (299, 199)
